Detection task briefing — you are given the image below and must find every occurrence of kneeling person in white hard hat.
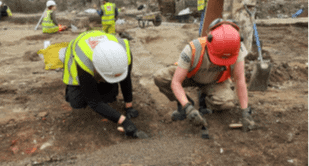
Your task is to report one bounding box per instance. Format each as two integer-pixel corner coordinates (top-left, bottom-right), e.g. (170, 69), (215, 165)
(59, 30), (147, 138)
(42, 0), (67, 34)
(0, 1), (12, 21)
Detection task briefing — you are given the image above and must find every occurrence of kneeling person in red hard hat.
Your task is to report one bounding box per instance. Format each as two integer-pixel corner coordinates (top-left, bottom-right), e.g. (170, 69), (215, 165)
(154, 18), (255, 132)
(59, 30), (146, 138)
(42, 0), (67, 34)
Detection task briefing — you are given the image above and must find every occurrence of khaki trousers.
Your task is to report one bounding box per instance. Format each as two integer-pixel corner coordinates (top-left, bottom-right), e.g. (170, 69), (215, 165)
(154, 66), (235, 111)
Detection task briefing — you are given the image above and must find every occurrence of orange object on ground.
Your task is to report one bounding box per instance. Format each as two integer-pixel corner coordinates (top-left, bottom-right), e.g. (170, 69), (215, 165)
(58, 24), (67, 31)
(101, 119), (109, 122)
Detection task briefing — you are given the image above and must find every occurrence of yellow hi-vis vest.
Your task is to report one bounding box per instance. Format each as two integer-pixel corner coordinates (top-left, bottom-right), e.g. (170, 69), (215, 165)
(63, 30), (132, 85)
(101, 2), (116, 25)
(197, 0), (208, 11)
(6, 6), (12, 16)
(42, 10), (59, 34)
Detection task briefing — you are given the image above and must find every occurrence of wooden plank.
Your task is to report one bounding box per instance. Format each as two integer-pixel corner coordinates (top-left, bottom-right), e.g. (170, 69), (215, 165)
(200, 0), (224, 37)
(256, 17), (308, 26)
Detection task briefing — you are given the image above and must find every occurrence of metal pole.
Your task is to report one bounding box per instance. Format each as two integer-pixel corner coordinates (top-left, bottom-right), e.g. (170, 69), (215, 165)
(34, 8), (47, 30)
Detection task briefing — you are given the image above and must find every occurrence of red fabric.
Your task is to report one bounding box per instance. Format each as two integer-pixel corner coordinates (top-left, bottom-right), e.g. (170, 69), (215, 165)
(207, 24), (240, 66)
(217, 66), (231, 83)
(58, 24), (65, 31)
(187, 38), (206, 78)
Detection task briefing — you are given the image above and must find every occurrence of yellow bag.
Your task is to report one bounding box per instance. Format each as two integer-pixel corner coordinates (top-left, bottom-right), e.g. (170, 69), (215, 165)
(37, 42), (69, 70)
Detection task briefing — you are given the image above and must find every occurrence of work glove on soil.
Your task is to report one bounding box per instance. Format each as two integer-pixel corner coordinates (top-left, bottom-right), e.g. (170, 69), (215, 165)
(242, 107), (256, 132)
(171, 102), (186, 121)
(121, 118), (148, 139)
(184, 103), (207, 126)
(171, 95), (196, 121)
(125, 107), (139, 119)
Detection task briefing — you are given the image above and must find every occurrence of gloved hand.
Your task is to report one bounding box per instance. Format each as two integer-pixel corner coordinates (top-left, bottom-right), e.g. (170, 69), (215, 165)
(121, 118), (148, 139)
(125, 107), (139, 119)
(242, 107), (255, 132)
(183, 103), (207, 126)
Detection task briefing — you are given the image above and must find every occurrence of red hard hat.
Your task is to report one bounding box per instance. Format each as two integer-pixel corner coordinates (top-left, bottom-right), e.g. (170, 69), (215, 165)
(207, 24), (241, 66)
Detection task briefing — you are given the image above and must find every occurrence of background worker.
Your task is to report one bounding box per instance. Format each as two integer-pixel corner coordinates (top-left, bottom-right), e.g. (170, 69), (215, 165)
(0, 1), (12, 21)
(223, 0), (257, 54)
(154, 19), (255, 132)
(198, 0), (208, 36)
(42, 0), (67, 34)
(97, 0), (118, 34)
(59, 30), (146, 138)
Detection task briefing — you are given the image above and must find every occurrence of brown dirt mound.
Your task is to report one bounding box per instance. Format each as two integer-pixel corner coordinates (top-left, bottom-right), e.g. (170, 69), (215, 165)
(144, 35), (161, 43)
(245, 62), (308, 83)
(22, 34), (53, 41)
(9, 16), (41, 25)
(23, 51), (41, 62)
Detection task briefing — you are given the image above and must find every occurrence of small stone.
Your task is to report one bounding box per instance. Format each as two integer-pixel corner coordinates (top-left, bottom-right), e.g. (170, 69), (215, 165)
(287, 133), (293, 143)
(33, 140), (37, 144)
(40, 142), (53, 150)
(220, 148), (224, 154)
(287, 159), (294, 163)
(38, 112), (48, 118)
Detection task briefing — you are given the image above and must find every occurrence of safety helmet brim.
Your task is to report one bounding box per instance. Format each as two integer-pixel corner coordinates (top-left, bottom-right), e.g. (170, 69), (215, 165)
(100, 68), (128, 83)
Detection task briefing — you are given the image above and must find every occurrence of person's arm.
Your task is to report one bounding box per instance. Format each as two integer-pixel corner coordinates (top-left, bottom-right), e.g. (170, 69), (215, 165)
(115, 7), (119, 17)
(171, 44), (192, 107)
(171, 67), (189, 106)
(77, 65), (122, 123)
(119, 52), (133, 108)
(97, 9), (103, 16)
(51, 11), (58, 25)
(232, 42), (249, 109)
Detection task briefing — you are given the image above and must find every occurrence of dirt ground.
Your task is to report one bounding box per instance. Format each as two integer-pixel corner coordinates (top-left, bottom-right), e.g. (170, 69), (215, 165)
(0, 1), (308, 166)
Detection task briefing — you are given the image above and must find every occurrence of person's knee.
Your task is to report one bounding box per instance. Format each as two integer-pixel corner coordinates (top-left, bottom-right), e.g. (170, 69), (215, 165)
(69, 100), (87, 109)
(153, 70), (165, 88)
(206, 101), (235, 111)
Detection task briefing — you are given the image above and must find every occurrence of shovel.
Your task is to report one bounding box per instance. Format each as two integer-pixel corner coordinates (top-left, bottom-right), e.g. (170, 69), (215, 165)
(245, 4), (272, 91)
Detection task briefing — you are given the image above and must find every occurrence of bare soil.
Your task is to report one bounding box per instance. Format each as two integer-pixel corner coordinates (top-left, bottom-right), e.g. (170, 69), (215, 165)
(0, 1), (308, 166)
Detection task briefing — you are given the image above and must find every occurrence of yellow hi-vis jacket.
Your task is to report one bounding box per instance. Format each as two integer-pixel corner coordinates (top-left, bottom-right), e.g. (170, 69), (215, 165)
(63, 30), (132, 85)
(6, 6), (12, 16)
(197, 0), (208, 11)
(42, 10), (59, 34)
(101, 2), (116, 25)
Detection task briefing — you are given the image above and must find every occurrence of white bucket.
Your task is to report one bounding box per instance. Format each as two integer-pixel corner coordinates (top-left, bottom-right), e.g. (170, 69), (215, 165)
(44, 40), (51, 49)
(40, 40), (51, 60)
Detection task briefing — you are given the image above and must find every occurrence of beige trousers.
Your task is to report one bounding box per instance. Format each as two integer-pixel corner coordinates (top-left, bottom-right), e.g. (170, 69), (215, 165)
(154, 66), (235, 111)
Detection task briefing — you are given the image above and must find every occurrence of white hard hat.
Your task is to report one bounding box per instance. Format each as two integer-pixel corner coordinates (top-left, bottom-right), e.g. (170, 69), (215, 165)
(0, 1), (2, 6)
(58, 47), (67, 63)
(92, 40), (128, 83)
(46, 0), (56, 7)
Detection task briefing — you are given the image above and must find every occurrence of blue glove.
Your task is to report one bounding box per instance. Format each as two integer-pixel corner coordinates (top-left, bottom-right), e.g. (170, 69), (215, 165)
(292, 9), (304, 18)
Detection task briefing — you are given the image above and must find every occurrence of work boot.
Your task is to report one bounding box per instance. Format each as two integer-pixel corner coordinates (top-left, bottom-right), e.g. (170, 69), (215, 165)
(198, 91), (213, 115)
(184, 103), (206, 126)
(242, 107), (255, 132)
